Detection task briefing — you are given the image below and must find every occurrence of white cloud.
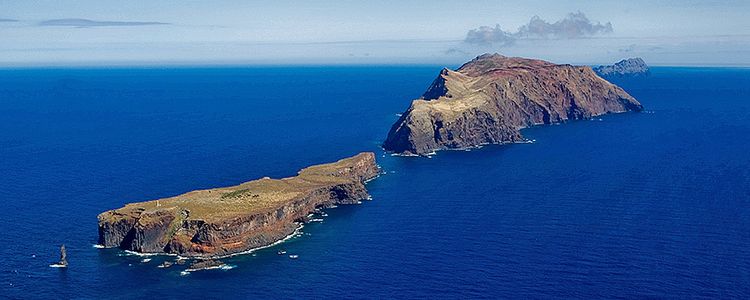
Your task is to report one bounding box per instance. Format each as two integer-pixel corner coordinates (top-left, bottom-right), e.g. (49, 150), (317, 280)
(464, 12), (613, 46)
(38, 18), (168, 27)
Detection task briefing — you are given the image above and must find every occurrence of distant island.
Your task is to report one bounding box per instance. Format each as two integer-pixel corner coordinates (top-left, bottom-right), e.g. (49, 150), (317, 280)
(98, 153), (379, 257)
(383, 53), (643, 156)
(593, 58), (650, 78)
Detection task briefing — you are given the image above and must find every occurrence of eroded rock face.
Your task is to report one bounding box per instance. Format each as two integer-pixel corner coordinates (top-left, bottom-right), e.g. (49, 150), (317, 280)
(98, 152), (379, 257)
(383, 53), (643, 155)
(593, 58), (650, 78)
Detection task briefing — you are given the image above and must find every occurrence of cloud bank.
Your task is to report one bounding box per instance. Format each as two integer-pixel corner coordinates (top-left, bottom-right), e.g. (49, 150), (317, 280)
(464, 12), (613, 45)
(516, 12), (612, 39)
(0, 18), (18, 22)
(465, 25), (516, 46)
(38, 18), (168, 27)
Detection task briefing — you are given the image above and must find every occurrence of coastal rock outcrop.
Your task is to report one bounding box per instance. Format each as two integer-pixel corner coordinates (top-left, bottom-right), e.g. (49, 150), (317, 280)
(383, 53), (643, 155)
(593, 58), (650, 78)
(98, 152), (379, 257)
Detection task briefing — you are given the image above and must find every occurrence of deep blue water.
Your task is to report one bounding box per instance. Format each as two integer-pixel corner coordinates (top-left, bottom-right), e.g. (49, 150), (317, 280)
(1, 66), (749, 299)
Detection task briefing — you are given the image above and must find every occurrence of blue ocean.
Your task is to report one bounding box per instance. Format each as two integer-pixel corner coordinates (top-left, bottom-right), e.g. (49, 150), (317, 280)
(1, 66), (749, 298)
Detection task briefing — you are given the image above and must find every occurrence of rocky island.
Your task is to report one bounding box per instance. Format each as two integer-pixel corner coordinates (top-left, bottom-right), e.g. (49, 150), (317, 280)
(383, 53), (643, 156)
(593, 58), (650, 78)
(98, 152), (379, 257)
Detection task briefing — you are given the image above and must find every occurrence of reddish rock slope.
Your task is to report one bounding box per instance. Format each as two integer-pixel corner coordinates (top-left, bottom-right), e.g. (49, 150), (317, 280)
(383, 53), (643, 155)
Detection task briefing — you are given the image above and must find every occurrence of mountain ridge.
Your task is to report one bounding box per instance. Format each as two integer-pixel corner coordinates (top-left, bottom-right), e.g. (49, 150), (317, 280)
(383, 53), (643, 155)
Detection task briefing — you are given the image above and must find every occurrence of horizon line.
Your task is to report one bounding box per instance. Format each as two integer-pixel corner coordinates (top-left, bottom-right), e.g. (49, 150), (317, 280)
(1, 60), (749, 69)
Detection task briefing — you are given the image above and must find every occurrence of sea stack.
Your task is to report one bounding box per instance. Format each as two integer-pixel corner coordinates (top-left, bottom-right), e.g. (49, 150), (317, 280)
(383, 53), (643, 156)
(59, 245), (67, 266)
(51, 244), (68, 268)
(593, 58), (650, 78)
(97, 152), (379, 258)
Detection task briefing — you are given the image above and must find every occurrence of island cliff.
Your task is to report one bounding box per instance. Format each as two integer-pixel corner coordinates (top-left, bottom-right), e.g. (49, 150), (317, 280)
(383, 53), (643, 155)
(593, 58), (650, 78)
(98, 152), (379, 257)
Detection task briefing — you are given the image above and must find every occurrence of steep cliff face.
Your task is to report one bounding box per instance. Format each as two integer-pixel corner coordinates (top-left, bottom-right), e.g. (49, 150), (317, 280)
(383, 53), (643, 155)
(98, 152), (379, 257)
(593, 58), (650, 78)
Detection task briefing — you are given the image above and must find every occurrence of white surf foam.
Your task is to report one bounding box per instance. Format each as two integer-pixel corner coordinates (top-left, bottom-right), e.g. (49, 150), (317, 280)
(123, 250), (168, 257)
(181, 263), (237, 273)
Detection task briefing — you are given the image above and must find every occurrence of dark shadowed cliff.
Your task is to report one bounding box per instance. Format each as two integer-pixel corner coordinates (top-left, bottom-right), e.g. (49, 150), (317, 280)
(593, 58), (650, 78)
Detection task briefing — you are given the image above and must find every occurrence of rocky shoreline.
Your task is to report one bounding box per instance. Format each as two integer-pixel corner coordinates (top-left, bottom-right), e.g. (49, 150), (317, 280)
(97, 53), (645, 261)
(98, 152), (379, 258)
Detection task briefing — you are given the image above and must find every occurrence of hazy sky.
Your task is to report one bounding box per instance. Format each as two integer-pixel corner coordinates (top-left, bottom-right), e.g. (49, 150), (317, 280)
(1, 0), (749, 66)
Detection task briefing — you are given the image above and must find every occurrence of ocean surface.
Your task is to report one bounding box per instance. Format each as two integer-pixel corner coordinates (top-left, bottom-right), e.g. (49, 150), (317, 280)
(1, 66), (749, 299)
